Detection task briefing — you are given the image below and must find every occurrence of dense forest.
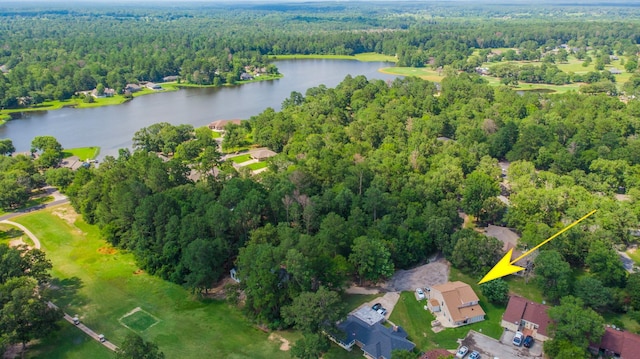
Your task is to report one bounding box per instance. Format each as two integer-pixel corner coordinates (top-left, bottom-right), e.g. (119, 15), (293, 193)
(2, 2), (640, 108)
(50, 72), (639, 356)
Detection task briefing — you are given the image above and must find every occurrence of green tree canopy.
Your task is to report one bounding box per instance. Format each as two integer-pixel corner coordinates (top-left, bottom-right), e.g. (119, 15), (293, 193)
(547, 296), (605, 350)
(115, 333), (165, 359)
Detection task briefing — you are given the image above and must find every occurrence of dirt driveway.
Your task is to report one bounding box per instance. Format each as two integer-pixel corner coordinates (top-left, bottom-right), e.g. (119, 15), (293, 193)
(383, 257), (450, 292)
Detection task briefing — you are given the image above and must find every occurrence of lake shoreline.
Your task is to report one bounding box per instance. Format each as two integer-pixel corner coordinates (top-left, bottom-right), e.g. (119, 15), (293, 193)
(0, 75), (284, 124)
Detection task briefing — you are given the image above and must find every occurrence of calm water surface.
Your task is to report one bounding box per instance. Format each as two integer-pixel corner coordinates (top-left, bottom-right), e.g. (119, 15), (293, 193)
(0, 60), (398, 158)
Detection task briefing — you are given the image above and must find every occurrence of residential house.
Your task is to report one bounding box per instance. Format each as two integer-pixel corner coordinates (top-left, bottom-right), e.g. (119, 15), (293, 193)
(240, 73), (253, 81)
(427, 281), (485, 327)
(208, 119), (244, 131)
(609, 67), (623, 75)
(484, 226), (534, 276)
(146, 82), (162, 90)
(501, 295), (552, 342)
(332, 307), (415, 359)
(91, 87), (115, 98)
(125, 84), (141, 93)
(590, 327), (640, 358)
(250, 149), (277, 161)
(475, 67), (490, 76)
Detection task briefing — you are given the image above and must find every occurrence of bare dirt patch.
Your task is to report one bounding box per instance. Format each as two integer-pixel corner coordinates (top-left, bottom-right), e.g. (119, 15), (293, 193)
(268, 333), (291, 351)
(8, 238), (28, 248)
(51, 207), (78, 225)
(133, 269), (144, 275)
(202, 277), (236, 300)
(98, 246), (117, 255)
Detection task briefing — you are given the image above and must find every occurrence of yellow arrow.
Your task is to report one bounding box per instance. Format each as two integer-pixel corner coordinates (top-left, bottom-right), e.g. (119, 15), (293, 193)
(478, 209), (597, 284)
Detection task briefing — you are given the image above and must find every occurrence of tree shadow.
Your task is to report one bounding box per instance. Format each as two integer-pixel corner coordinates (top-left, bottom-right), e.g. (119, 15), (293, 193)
(47, 277), (88, 309)
(0, 228), (24, 240)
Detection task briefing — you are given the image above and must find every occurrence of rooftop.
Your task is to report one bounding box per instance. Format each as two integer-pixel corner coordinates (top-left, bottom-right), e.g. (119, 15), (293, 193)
(502, 295), (552, 336)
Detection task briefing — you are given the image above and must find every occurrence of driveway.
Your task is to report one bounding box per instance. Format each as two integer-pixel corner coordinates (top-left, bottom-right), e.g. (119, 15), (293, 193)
(383, 256), (449, 292)
(460, 329), (543, 359)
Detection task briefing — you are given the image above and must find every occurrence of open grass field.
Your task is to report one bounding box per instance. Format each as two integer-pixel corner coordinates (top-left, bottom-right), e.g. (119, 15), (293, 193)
(247, 162), (268, 171)
(271, 52), (397, 63)
(12, 205), (299, 359)
(230, 154), (252, 164)
(61, 147), (100, 161)
(379, 67), (444, 82)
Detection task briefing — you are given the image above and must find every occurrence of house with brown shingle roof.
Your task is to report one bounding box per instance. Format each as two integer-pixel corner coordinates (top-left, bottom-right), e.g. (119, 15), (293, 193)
(250, 149), (277, 161)
(501, 295), (552, 342)
(427, 281), (485, 327)
(590, 327), (640, 358)
(208, 119), (244, 131)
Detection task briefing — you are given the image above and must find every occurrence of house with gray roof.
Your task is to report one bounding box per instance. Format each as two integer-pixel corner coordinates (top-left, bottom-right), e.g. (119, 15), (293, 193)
(331, 307), (415, 359)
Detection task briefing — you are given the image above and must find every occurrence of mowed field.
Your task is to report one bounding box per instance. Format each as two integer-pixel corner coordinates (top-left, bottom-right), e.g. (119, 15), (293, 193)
(11, 205), (299, 359)
(380, 51), (632, 94)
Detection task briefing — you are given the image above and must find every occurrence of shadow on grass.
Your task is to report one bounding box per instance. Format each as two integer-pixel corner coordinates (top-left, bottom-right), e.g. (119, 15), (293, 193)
(49, 277), (88, 308)
(0, 228), (24, 239)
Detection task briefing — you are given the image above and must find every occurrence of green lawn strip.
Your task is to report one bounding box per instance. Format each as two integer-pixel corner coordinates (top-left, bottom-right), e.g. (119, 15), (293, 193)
(62, 147), (100, 160)
(271, 52), (397, 63)
(211, 131), (221, 139)
(627, 249), (640, 266)
(13, 207), (290, 359)
(230, 154), (253, 164)
(247, 162), (268, 171)
(342, 293), (383, 312)
(378, 67), (444, 82)
(0, 195), (54, 217)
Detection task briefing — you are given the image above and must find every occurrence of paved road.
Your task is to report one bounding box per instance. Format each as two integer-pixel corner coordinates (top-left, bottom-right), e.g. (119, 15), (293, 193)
(2, 215), (119, 352)
(47, 302), (119, 351)
(0, 195), (70, 221)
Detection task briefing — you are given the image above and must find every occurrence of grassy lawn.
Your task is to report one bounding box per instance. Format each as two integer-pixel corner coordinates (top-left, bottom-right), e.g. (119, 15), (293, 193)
(391, 289), (504, 352)
(379, 67), (444, 82)
(627, 249), (640, 266)
(230, 154), (253, 164)
(271, 52), (397, 63)
(62, 147), (100, 160)
(0, 195), (54, 216)
(211, 131), (221, 139)
(392, 268), (506, 351)
(247, 162), (268, 171)
(504, 276), (544, 303)
(13, 205), (293, 359)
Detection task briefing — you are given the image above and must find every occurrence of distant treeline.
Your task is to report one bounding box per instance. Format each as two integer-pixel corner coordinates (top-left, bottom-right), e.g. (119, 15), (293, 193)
(1, 2), (640, 108)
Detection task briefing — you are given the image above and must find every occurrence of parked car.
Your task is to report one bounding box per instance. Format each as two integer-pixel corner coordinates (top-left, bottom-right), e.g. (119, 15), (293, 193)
(512, 331), (524, 346)
(469, 351), (480, 359)
(372, 303), (382, 311)
(455, 346), (469, 358)
(416, 288), (426, 300)
(523, 335), (534, 348)
(98, 334), (106, 343)
(377, 307), (387, 316)
(72, 316), (80, 325)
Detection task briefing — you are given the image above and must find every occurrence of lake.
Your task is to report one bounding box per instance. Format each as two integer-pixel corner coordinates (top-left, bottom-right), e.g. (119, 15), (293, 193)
(0, 60), (398, 159)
